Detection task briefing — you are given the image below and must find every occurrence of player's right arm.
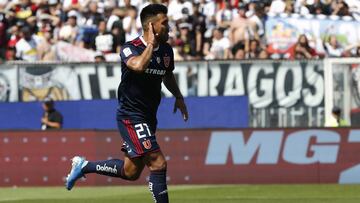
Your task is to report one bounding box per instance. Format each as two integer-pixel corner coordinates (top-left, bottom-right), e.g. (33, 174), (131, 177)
(125, 44), (154, 73)
(124, 22), (156, 73)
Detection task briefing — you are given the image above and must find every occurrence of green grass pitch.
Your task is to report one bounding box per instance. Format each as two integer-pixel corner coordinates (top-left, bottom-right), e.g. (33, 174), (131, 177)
(1, 184), (360, 203)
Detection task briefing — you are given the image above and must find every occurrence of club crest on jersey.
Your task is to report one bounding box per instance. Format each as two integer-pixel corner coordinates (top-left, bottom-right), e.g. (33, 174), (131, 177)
(142, 139), (152, 149)
(164, 56), (170, 68)
(156, 57), (161, 64)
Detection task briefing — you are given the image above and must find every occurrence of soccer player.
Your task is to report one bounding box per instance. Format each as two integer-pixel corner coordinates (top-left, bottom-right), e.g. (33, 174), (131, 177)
(65, 4), (188, 203)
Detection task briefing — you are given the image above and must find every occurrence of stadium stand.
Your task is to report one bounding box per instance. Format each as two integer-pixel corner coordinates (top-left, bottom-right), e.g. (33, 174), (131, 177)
(0, 0), (360, 62)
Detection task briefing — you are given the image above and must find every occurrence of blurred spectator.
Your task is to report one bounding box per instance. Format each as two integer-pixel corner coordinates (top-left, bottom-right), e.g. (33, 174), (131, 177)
(176, 22), (196, 60)
(294, 0), (310, 15)
(216, 1), (236, 29)
(187, 66), (198, 96)
(83, 1), (103, 27)
(119, 0), (143, 10)
(62, 0), (86, 12)
(332, 1), (351, 16)
(198, 0), (216, 22)
(37, 27), (56, 61)
(258, 49), (269, 59)
(15, 26), (43, 61)
(41, 99), (63, 130)
(229, 4), (258, 47)
(167, 35), (184, 61)
(94, 51), (106, 62)
(231, 41), (246, 60)
(10, 0), (38, 21)
(0, 11), (7, 59)
(204, 27), (231, 60)
(58, 10), (79, 44)
(246, 39), (262, 59)
(95, 20), (114, 54)
(322, 35), (360, 58)
(355, 46), (360, 57)
(122, 0), (135, 10)
(0, 0), (360, 62)
(168, 0), (193, 21)
(106, 7), (126, 32)
(247, 3), (265, 38)
(307, 0), (331, 15)
(284, 1), (295, 14)
(7, 22), (23, 46)
(188, 2), (206, 58)
(122, 6), (140, 42)
(37, 14), (59, 37)
(5, 46), (18, 60)
(288, 34), (317, 59)
(76, 1), (103, 49)
(323, 35), (344, 57)
(325, 106), (349, 127)
(110, 20), (125, 53)
(269, 0), (286, 14)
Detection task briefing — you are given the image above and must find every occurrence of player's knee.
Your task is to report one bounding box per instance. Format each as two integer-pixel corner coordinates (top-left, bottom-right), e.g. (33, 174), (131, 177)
(126, 173), (141, 181)
(124, 170), (141, 181)
(151, 160), (167, 171)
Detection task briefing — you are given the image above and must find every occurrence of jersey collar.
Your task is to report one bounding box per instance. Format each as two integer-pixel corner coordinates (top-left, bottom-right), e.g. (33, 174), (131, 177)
(140, 36), (159, 51)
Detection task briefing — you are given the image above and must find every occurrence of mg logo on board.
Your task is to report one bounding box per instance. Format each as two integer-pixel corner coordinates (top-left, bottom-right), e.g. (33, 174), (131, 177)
(205, 130), (360, 184)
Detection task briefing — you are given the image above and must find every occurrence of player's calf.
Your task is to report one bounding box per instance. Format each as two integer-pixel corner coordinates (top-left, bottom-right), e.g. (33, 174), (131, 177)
(149, 169), (168, 203)
(81, 159), (129, 179)
(146, 152), (168, 203)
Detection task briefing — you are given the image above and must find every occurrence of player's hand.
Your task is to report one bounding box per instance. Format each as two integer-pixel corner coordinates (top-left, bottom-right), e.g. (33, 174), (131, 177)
(173, 97), (188, 121)
(147, 22), (157, 46)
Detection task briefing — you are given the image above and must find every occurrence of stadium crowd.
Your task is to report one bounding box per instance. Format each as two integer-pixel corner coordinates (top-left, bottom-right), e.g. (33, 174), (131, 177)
(0, 0), (360, 62)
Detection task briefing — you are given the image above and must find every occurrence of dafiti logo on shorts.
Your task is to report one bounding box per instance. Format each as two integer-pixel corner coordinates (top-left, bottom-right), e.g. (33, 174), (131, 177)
(96, 164), (117, 174)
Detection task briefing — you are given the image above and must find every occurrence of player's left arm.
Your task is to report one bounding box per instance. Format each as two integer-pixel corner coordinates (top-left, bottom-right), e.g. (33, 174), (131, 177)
(163, 71), (188, 121)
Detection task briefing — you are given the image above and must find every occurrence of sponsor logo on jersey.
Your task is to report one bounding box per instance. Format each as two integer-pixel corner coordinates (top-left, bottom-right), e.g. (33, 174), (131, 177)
(145, 68), (166, 76)
(156, 57), (161, 64)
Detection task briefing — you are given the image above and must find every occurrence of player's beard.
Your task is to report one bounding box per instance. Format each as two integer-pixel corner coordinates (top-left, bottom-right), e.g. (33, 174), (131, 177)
(157, 33), (169, 44)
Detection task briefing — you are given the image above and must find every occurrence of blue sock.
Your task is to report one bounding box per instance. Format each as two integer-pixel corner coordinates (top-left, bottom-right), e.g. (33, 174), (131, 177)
(149, 170), (168, 203)
(81, 159), (128, 179)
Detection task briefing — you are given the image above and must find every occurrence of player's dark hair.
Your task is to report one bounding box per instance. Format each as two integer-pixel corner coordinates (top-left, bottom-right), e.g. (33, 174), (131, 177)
(140, 4), (167, 30)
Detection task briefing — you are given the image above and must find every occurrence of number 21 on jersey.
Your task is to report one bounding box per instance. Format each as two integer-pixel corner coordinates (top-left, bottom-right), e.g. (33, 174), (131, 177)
(134, 123), (152, 139)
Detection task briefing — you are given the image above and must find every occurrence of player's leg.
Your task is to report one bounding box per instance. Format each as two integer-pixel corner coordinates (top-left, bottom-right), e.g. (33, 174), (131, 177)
(65, 154), (145, 190)
(65, 119), (147, 190)
(144, 150), (168, 203)
(120, 120), (168, 202)
(81, 154), (145, 180)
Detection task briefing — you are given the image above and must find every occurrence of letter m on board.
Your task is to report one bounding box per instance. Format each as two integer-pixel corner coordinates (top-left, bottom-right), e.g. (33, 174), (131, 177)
(205, 131), (283, 165)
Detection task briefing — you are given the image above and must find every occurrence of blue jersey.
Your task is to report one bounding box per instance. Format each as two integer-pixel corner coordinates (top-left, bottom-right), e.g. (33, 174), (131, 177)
(117, 36), (174, 131)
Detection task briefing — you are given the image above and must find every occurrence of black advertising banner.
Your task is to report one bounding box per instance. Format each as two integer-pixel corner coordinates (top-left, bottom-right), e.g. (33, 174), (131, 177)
(172, 61), (324, 127)
(0, 65), (18, 102)
(1, 60), (325, 127)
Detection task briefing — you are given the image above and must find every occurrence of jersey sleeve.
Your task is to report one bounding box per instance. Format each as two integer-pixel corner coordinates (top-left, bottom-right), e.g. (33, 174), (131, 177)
(120, 43), (140, 64)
